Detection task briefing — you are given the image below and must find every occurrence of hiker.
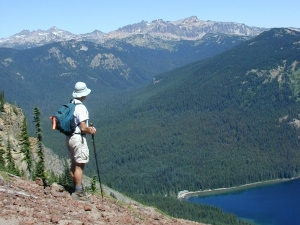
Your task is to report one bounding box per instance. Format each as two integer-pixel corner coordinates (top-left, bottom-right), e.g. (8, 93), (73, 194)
(66, 81), (97, 201)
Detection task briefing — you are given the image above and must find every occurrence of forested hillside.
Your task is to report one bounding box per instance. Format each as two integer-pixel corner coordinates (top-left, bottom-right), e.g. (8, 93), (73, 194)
(83, 28), (300, 198)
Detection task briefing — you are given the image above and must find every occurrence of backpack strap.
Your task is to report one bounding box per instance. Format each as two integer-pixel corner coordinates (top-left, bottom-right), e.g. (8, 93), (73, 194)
(71, 99), (84, 143)
(70, 99), (82, 126)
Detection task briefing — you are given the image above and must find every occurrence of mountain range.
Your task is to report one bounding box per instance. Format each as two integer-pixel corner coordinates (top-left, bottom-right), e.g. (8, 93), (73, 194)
(0, 16), (267, 50)
(0, 26), (252, 117)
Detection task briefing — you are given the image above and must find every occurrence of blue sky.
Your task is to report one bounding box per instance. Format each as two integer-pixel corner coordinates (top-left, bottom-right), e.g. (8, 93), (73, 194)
(1, 0), (299, 39)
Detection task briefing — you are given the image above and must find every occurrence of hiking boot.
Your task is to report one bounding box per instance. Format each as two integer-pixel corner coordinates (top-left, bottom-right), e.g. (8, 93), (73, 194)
(72, 191), (90, 202)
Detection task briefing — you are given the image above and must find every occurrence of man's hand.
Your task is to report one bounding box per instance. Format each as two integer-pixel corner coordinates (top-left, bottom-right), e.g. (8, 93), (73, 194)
(80, 121), (96, 134)
(89, 126), (97, 134)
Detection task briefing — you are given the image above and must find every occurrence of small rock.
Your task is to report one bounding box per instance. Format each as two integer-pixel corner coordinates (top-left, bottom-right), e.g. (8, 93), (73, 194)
(84, 205), (92, 211)
(51, 214), (61, 224)
(153, 215), (160, 220)
(44, 186), (51, 195)
(96, 205), (106, 211)
(50, 184), (66, 197)
(35, 178), (44, 186)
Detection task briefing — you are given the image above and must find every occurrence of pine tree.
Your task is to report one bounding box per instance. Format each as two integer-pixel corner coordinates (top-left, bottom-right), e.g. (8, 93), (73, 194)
(19, 117), (33, 179)
(47, 170), (59, 185)
(59, 159), (73, 190)
(0, 91), (5, 112)
(5, 139), (19, 175)
(33, 106), (45, 181)
(0, 148), (5, 170)
(90, 174), (97, 193)
(0, 136), (6, 170)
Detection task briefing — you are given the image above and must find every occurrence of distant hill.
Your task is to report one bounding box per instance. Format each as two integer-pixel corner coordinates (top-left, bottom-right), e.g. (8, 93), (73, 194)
(0, 33), (248, 118)
(88, 28), (300, 197)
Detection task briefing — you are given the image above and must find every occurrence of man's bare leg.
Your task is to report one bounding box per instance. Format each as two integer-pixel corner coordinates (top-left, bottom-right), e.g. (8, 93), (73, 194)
(70, 160), (85, 192)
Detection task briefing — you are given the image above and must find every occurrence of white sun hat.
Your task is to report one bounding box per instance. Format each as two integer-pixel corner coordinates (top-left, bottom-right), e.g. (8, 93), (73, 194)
(72, 82), (91, 98)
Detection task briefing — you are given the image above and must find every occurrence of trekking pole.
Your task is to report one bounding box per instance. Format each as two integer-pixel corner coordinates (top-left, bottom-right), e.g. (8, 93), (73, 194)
(90, 123), (104, 200)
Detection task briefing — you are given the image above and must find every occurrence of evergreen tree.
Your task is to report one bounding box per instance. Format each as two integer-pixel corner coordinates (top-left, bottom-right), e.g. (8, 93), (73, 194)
(59, 159), (73, 190)
(46, 170), (59, 185)
(0, 91), (5, 112)
(33, 106), (45, 180)
(19, 117), (33, 179)
(0, 136), (5, 170)
(90, 175), (97, 193)
(0, 147), (5, 170)
(5, 139), (19, 175)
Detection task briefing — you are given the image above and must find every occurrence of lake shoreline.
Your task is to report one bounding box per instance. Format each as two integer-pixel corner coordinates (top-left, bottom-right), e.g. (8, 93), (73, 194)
(177, 176), (300, 200)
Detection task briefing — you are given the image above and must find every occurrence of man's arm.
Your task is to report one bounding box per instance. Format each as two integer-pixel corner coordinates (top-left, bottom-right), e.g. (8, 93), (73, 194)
(80, 120), (96, 134)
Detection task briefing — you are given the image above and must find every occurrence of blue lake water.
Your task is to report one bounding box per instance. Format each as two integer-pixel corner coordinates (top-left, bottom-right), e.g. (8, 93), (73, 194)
(185, 178), (300, 225)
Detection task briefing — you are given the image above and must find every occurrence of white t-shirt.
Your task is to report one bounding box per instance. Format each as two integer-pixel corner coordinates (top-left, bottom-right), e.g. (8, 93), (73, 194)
(72, 99), (89, 133)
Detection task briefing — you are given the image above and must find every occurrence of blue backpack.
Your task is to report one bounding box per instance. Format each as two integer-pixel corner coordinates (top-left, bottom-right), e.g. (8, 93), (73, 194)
(51, 101), (81, 136)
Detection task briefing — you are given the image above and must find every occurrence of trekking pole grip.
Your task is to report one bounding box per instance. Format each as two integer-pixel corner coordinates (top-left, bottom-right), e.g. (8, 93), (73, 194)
(90, 123), (94, 136)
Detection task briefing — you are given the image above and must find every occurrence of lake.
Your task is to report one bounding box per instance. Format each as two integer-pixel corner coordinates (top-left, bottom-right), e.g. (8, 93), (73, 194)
(184, 178), (300, 225)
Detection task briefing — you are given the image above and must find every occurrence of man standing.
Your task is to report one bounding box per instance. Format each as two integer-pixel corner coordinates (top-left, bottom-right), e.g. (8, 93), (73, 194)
(66, 82), (97, 201)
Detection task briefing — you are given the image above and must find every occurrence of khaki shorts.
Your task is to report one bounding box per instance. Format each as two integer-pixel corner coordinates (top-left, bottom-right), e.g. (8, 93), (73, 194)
(66, 134), (89, 163)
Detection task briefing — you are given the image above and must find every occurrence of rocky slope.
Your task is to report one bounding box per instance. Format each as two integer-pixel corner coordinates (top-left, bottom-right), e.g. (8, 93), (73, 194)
(0, 173), (206, 225)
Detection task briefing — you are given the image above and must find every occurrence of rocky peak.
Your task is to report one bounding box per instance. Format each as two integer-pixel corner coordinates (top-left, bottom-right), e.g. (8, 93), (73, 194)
(47, 26), (60, 31)
(0, 16), (269, 49)
(107, 16), (267, 40)
(0, 27), (78, 48)
(182, 16), (199, 23)
(80, 30), (106, 41)
(16, 29), (31, 36)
